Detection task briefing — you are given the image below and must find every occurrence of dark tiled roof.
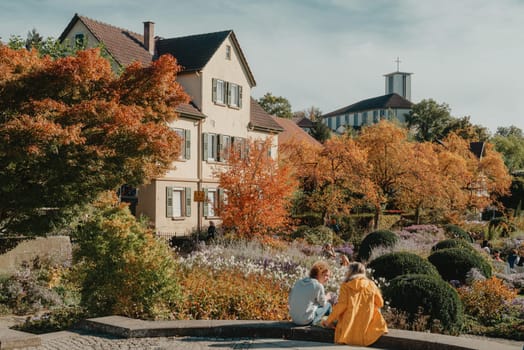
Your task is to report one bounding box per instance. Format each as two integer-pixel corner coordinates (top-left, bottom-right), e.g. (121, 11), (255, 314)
(294, 116), (315, 128)
(250, 98), (283, 132)
(176, 102), (206, 119)
(156, 31), (230, 72)
(157, 30), (256, 86)
(322, 93), (413, 118)
(272, 116), (321, 148)
(469, 142), (485, 159)
(59, 14), (153, 67)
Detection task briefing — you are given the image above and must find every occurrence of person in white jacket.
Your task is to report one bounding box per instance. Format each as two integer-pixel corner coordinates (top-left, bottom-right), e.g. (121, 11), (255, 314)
(288, 261), (332, 326)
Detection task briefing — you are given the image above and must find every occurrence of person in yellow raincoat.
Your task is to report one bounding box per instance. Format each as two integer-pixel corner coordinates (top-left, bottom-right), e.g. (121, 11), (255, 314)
(321, 261), (387, 346)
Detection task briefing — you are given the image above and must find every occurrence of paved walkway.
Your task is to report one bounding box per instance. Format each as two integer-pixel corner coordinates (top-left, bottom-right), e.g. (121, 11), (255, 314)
(1, 315), (522, 350)
(23, 332), (374, 350)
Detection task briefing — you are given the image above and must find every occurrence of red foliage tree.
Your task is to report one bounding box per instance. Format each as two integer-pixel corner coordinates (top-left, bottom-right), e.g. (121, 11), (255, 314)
(0, 46), (189, 234)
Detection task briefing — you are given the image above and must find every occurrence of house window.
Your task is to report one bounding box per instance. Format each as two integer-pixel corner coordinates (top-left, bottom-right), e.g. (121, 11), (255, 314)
(74, 33), (85, 46)
(232, 136), (247, 159)
(204, 188), (224, 218)
(166, 187), (191, 218)
(172, 128), (191, 160)
(204, 188), (218, 217)
(362, 112), (368, 125)
(353, 114), (358, 126)
(336, 115), (341, 129)
(373, 110), (379, 123)
(212, 79), (225, 104)
(203, 133), (218, 161)
(228, 83), (241, 108)
(226, 45), (231, 60)
(345, 114), (350, 125)
(218, 135), (231, 161)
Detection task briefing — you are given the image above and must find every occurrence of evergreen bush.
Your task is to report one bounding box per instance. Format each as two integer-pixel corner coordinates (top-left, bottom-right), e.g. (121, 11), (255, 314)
(298, 225), (344, 246)
(368, 252), (439, 281)
(443, 224), (473, 242)
(358, 230), (398, 261)
(383, 274), (464, 333)
(431, 239), (475, 252)
(428, 248), (492, 283)
(71, 192), (181, 320)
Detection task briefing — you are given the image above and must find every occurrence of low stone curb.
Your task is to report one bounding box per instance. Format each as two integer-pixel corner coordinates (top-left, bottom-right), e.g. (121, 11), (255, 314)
(79, 316), (522, 350)
(0, 328), (41, 350)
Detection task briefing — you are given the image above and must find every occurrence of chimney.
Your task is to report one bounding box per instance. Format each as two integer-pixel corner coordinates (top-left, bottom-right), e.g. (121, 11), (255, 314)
(143, 21), (155, 55)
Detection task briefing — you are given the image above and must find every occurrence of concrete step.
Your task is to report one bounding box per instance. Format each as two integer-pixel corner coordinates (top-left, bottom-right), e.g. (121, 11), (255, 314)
(0, 328), (41, 350)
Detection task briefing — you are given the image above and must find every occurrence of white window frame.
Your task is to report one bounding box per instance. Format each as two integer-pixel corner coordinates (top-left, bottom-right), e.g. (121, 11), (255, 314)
(206, 189), (218, 217)
(226, 45), (231, 60)
(229, 83), (239, 107)
(204, 133), (218, 162)
(172, 128), (190, 160)
(218, 135), (232, 162)
(166, 186), (192, 219)
(172, 188), (183, 218)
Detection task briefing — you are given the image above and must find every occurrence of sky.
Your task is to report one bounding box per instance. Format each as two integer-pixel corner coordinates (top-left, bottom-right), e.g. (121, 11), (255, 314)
(1, 0), (523, 134)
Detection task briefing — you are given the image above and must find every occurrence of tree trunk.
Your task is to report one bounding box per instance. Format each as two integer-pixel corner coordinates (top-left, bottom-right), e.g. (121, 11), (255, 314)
(373, 206), (380, 230)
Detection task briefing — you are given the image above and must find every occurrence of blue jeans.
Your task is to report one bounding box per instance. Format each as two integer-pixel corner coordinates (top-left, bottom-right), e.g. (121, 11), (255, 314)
(312, 302), (332, 325)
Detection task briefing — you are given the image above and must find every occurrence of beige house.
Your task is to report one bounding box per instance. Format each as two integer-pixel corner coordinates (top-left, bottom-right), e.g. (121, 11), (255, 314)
(59, 14), (283, 237)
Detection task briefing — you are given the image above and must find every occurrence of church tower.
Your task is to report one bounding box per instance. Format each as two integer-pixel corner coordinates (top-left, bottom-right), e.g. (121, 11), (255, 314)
(384, 57), (412, 101)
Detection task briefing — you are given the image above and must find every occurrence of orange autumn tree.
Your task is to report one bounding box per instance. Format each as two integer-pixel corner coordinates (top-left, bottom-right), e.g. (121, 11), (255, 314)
(394, 142), (444, 224)
(356, 120), (414, 229)
(0, 45), (189, 234)
(310, 135), (376, 221)
(441, 133), (511, 216)
(216, 138), (298, 239)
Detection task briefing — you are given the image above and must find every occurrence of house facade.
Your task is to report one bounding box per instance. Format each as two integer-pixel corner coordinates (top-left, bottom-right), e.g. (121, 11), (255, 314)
(59, 14), (283, 237)
(322, 71), (413, 133)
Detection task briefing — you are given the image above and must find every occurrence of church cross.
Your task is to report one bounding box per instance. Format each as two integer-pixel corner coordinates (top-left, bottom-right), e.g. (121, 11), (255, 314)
(395, 57), (401, 71)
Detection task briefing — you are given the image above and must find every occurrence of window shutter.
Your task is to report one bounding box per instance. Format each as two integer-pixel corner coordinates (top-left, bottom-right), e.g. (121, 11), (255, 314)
(184, 129), (191, 160)
(212, 79), (217, 102)
(211, 134), (217, 160)
(241, 138), (246, 159)
(238, 86), (242, 108)
(185, 187), (191, 217)
(225, 82), (230, 106)
(203, 188), (209, 216)
(217, 134), (223, 161)
(202, 132), (208, 160)
(218, 188), (225, 211)
(166, 187), (173, 217)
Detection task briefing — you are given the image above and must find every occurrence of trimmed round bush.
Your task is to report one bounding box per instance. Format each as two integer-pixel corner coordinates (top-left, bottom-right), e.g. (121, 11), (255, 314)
(368, 252), (439, 281)
(358, 230), (398, 261)
(443, 224), (473, 242)
(428, 248), (492, 283)
(383, 274), (463, 333)
(431, 239), (475, 252)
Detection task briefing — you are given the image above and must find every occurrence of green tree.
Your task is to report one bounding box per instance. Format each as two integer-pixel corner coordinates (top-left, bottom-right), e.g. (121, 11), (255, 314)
(25, 28), (43, 50)
(309, 120), (332, 143)
(294, 106), (322, 122)
(0, 46), (189, 235)
(71, 192), (181, 319)
(443, 116), (491, 142)
(406, 99), (453, 142)
(9, 34), (89, 59)
(257, 92), (293, 119)
(491, 126), (524, 172)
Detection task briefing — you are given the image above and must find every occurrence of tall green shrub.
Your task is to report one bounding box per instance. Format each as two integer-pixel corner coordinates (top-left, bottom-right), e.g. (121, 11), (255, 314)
(431, 239), (475, 252)
(358, 230), (398, 261)
(428, 248), (492, 283)
(71, 192), (181, 319)
(383, 274), (463, 333)
(443, 224), (473, 242)
(368, 252), (439, 281)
